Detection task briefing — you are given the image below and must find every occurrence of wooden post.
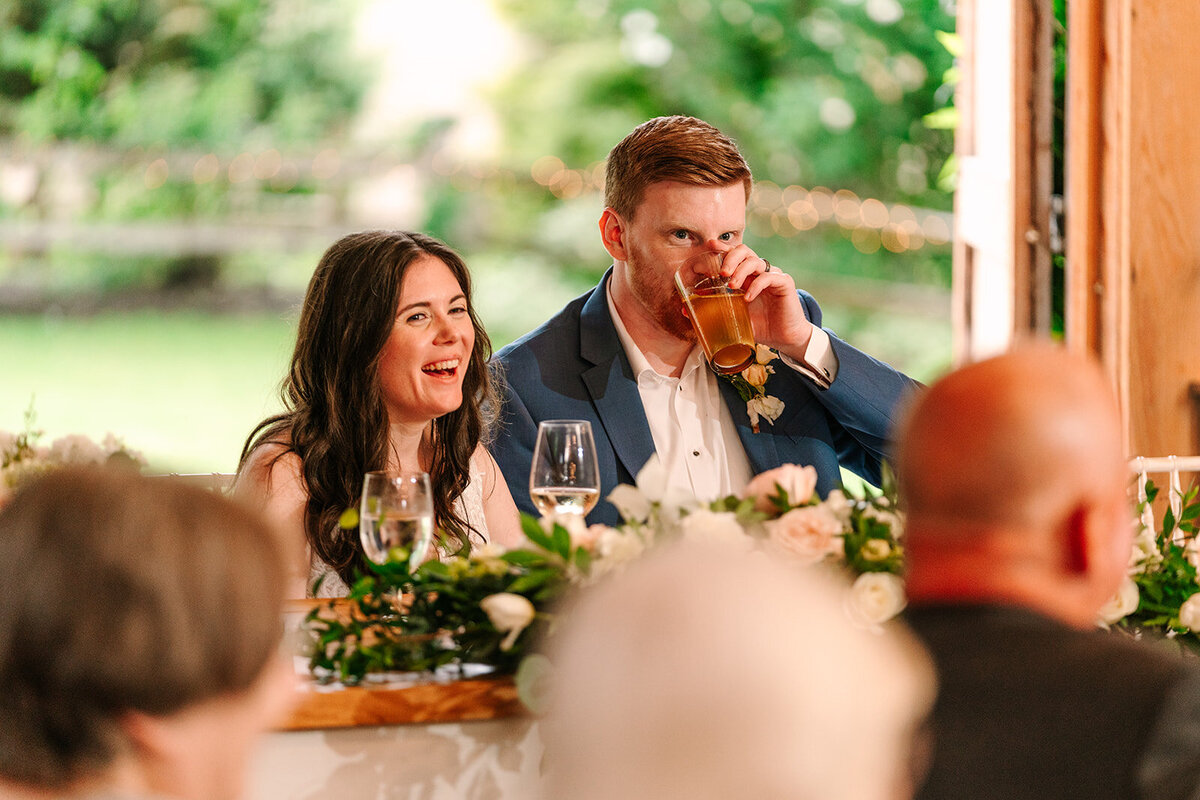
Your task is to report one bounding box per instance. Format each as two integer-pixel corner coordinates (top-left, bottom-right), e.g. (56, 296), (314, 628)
(952, 0), (1055, 364)
(1066, 0), (1200, 459)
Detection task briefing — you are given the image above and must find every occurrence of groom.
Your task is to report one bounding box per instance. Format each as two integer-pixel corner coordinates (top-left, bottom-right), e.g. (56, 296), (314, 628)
(491, 116), (919, 525)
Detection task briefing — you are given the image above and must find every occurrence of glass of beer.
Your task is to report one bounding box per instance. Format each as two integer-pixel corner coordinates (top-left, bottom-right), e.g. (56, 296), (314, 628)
(674, 252), (756, 374)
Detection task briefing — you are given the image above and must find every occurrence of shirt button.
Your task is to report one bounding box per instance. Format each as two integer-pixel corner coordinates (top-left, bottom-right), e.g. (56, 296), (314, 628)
(692, 450), (700, 457)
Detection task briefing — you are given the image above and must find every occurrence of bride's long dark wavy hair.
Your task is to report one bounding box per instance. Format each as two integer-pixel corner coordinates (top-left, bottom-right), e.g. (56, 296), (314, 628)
(237, 231), (496, 587)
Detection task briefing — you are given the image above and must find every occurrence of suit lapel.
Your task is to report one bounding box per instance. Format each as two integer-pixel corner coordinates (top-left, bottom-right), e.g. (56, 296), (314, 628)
(580, 270), (656, 480)
(717, 375), (781, 473)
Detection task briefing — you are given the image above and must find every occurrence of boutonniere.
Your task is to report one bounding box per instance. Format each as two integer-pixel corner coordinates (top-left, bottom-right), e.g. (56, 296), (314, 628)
(722, 344), (785, 433)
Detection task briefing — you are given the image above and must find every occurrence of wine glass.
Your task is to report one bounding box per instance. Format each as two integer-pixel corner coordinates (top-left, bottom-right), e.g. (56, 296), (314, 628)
(530, 420), (601, 519)
(359, 471), (435, 571)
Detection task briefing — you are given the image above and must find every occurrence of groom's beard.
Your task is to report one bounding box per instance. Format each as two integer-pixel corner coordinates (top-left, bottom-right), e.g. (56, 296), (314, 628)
(625, 246), (695, 343)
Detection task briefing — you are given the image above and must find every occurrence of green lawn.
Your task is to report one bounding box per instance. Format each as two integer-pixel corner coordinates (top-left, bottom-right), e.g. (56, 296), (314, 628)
(0, 297), (951, 474)
(0, 311), (296, 474)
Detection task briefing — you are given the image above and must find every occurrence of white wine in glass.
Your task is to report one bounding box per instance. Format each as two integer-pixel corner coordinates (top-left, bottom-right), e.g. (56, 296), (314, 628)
(360, 471), (435, 570)
(530, 420), (601, 519)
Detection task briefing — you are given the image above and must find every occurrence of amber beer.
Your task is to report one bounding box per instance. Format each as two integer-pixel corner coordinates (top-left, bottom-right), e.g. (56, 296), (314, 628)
(678, 274), (756, 374)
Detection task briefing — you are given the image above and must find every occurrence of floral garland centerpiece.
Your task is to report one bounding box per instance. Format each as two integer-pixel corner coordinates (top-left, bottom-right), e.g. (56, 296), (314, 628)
(304, 460), (1200, 697)
(301, 457), (907, 694)
(1, 410), (146, 505)
(1100, 478), (1200, 655)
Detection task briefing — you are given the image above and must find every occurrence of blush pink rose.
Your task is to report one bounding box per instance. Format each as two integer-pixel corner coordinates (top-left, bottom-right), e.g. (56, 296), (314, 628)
(742, 464), (819, 512)
(764, 505), (842, 564)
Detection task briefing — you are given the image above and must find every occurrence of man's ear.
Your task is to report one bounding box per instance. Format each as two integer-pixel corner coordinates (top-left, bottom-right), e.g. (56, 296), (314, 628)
(119, 709), (174, 762)
(599, 208), (629, 261)
(1062, 504), (1092, 576)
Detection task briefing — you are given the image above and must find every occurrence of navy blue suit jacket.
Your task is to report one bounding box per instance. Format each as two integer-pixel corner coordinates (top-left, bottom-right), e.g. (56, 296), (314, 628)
(491, 269), (920, 525)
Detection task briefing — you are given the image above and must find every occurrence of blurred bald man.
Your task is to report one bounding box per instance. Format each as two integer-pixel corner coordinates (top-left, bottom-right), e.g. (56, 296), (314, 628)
(544, 541), (935, 800)
(897, 344), (1200, 800)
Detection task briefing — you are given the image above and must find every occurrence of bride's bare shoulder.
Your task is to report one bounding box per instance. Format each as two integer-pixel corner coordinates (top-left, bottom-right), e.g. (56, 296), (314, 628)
(236, 439), (303, 500)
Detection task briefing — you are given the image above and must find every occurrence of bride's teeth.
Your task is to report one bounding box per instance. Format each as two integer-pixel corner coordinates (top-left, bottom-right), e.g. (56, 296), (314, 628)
(423, 359), (460, 372)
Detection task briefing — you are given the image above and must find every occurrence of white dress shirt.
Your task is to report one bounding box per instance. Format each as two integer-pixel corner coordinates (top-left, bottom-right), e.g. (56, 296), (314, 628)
(607, 288), (751, 502)
(605, 278), (841, 502)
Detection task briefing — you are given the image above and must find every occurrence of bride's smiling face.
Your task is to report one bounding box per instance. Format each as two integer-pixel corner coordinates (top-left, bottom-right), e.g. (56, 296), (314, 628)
(378, 255), (476, 427)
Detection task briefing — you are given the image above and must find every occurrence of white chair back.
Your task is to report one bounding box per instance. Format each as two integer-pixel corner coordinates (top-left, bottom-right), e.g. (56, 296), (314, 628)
(1130, 456), (1200, 541)
(152, 472), (236, 494)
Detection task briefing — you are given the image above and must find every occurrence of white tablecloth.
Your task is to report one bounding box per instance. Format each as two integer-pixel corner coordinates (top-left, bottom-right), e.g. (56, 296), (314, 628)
(248, 718), (543, 799)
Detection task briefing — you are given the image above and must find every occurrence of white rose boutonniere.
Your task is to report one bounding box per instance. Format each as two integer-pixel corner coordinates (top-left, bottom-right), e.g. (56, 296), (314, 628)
(722, 345), (785, 433)
(747, 395), (785, 431)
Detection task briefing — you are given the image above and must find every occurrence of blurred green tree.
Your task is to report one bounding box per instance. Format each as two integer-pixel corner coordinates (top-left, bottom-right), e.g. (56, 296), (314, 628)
(0, 0), (363, 146)
(0, 0), (366, 292)
(474, 0), (956, 288)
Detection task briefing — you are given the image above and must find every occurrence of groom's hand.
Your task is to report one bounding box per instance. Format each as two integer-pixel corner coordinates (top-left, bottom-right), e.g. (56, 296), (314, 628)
(721, 245), (813, 361)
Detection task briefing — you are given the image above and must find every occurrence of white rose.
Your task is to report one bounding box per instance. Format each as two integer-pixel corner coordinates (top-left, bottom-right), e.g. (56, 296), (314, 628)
(577, 524), (612, 552)
(101, 433), (145, 466)
(1128, 527), (1161, 574)
(1097, 577), (1140, 626)
(741, 363), (769, 388)
(1181, 594), (1200, 631)
(49, 434), (105, 465)
(765, 505), (842, 564)
(608, 483), (652, 524)
(536, 514), (609, 554)
(1180, 594), (1200, 630)
(588, 528), (647, 579)
(471, 543), (511, 577)
(859, 538), (892, 562)
(474, 543), (508, 559)
(480, 593), (536, 651)
(659, 485), (701, 518)
(679, 509), (751, 549)
(746, 395), (785, 428)
(822, 489), (853, 524)
(634, 454), (669, 503)
(863, 505), (902, 530)
(1186, 539), (1200, 574)
(742, 464), (819, 512)
(848, 572), (907, 626)
(754, 343), (776, 365)
(540, 510), (586, 540)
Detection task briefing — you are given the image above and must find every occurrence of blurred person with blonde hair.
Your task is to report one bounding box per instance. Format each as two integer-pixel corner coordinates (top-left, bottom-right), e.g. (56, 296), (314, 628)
(897, 344), (1200, 800)
(543, 541), (934, 800)
(0, 467), (295, 800)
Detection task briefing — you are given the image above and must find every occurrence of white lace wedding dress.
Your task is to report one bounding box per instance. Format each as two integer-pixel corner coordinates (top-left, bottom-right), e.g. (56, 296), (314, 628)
(308, 465), (490, 598)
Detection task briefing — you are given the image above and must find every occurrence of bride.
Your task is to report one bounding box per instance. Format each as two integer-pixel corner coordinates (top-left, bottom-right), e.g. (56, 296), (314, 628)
(235, 230), (523, 597)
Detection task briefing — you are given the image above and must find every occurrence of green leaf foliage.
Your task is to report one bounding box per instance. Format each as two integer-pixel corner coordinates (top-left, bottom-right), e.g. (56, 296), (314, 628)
(0, 0), (365, 146)
(1118, 478), (1200, 652)
(302, 513), (577, 683)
